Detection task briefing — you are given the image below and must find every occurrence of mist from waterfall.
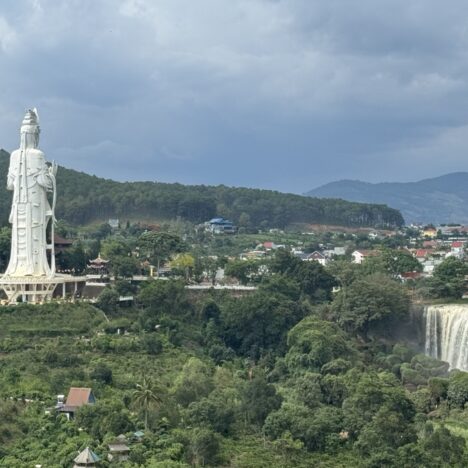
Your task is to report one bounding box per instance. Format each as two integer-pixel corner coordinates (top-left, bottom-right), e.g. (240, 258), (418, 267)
(424, 305), (468, 371)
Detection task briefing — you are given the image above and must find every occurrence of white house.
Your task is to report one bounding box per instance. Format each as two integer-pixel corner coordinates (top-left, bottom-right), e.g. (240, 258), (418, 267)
(304, 251), (328, 266)
(351, 250), (379, 264)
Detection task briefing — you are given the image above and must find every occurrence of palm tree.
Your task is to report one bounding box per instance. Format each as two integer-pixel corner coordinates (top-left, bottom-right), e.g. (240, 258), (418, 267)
(132, 376), (163, 431)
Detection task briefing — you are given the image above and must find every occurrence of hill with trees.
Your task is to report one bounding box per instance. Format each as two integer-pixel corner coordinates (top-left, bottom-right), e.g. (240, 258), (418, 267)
(1, 249), (468, 466)
(0, 149), (403, 229)
(306, 173), (468, 224)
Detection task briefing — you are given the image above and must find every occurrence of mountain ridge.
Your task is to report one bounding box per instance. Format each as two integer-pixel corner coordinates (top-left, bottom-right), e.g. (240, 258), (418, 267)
(0, 148), (403, 228)
(306, 172), (468, 224)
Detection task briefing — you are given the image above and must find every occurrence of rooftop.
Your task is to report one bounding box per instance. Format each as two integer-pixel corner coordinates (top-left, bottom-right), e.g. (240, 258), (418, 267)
(74, 447), (100, 464)
(62, 387), (95, 412)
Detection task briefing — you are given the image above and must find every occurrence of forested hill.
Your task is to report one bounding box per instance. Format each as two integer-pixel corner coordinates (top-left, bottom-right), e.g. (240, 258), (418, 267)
(0, 149), (403, 228)
(307, 173), (468, 224)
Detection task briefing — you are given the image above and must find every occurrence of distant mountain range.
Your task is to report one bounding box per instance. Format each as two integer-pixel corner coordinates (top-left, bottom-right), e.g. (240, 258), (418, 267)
(306, 173), (468, 224)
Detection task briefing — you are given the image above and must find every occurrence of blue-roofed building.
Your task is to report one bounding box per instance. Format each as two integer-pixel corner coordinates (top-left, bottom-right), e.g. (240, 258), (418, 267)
(205, 217), (237, 234)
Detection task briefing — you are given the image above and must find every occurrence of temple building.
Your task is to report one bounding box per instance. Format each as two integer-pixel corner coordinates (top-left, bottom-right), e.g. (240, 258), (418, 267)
(73, 447), (100, 467)
(87, 254), (110, 278)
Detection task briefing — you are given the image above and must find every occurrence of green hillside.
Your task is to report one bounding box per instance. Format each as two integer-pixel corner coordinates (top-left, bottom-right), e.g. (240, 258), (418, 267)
(0, 259), (467, 466)
(0, 149), (403, 228)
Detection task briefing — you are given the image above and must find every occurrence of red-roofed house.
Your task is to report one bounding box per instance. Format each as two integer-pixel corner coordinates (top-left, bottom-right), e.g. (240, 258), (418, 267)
(415, 249), (431, 261)
(450, 241), (465, 258)
(59, 387), (95, 419)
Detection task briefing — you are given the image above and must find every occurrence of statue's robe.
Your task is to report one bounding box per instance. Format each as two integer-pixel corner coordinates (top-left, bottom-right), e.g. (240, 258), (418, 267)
(5, 148), (53, 277)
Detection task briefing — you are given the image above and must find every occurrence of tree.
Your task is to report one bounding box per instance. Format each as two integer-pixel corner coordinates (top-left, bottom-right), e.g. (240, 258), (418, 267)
(0, 227), (11, 272)
(224, 259), (264, 285)
(447, 371), (468, 408)
(355, 406), (417, 455)
(380, 249), (422, 275)
(238, 212), (251, 228)
(428, 377), (449, 406)
(137, 279), (188, 317)
(241, 372), (282, 426)
(342, 371), (415, 438)
(138, 232), (185, 275)
(173, 358), (214, 407)
(112, 255), (139, 278)
(186, 392), (236, 435)
(194, 256), (218, 284)
(57, 241), (87, 274)
(270, 249), (303, 276)
(326, 259), (362, 288)
(90, 362), (113, 384)
(75, 401), (134, 439)
(332, 273), (409, 337)
(285, 317), (352, 373)
(270, 249), (336, 300)
(259, 275), (301, 301)
(169, 253), (195, 280)
(264, 402), (343, 452)
(96, 287), (119, 313)
(221, 291), (304, 357)
(187, 428), (220, 467)
(422, 427), (468, 467)
(101, 239), (131, 259)
(141, 333), (163, 355)
(132, 376), (163, 430)
(427, 257), (468, 299)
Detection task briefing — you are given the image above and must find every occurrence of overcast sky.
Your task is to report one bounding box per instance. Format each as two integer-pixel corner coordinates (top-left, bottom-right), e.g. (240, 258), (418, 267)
(1, 0), (468, 193)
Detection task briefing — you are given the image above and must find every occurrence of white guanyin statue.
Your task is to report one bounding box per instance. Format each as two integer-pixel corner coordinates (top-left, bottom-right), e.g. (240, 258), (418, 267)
(4, 109), (57, 277)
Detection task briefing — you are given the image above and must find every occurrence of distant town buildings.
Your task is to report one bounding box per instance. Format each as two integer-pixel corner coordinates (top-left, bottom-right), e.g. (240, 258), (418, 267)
(108, 219), (120, 229)
(204, 217), (237, 234)
(422, 226), (438, 238)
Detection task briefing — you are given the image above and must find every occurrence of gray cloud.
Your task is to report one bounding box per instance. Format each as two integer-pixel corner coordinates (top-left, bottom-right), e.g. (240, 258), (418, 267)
(1, 0), (468, 193)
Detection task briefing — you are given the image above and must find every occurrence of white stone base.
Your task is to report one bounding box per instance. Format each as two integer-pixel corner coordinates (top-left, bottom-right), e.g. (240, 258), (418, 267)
(0, 275), (87, 304)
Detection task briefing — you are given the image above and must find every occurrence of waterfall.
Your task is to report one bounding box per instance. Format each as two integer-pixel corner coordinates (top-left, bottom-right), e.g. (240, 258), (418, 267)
(424, 305), (468, 371)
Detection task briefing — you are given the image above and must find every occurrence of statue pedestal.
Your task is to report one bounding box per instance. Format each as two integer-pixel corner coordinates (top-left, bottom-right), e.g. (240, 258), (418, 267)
(0, 275), (87, 304)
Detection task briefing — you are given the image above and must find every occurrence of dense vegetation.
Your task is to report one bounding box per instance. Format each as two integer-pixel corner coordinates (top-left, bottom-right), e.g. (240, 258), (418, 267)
(0, 150), (403, 228)
(1, 246), (468, 466)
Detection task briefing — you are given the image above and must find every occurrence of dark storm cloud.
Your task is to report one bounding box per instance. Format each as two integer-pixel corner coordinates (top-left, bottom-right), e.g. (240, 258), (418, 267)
(1, 0), (468, 192)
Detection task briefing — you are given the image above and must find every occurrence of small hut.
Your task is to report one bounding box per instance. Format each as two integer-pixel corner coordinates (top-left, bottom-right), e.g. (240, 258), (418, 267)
(74, 447), (100, 467)
(107, 434), (130, 462)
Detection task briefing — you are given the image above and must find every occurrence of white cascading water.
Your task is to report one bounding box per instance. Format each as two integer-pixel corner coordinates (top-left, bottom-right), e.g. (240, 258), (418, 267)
(424, 305), (468, 371)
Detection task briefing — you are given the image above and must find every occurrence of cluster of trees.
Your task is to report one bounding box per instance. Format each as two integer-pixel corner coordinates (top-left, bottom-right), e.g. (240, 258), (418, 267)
(424, 256), (468, 299)
(0, 150), (404, 229)
(2, 234), (468, 465)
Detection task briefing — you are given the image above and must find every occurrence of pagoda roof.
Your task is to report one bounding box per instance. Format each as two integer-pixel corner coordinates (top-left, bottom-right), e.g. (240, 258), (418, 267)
(74, 447), (100, 464)
(89, 254), (109, 265)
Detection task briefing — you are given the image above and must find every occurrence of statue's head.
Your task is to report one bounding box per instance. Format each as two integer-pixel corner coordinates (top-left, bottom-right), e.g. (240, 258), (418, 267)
(20, 108), (40, 149)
